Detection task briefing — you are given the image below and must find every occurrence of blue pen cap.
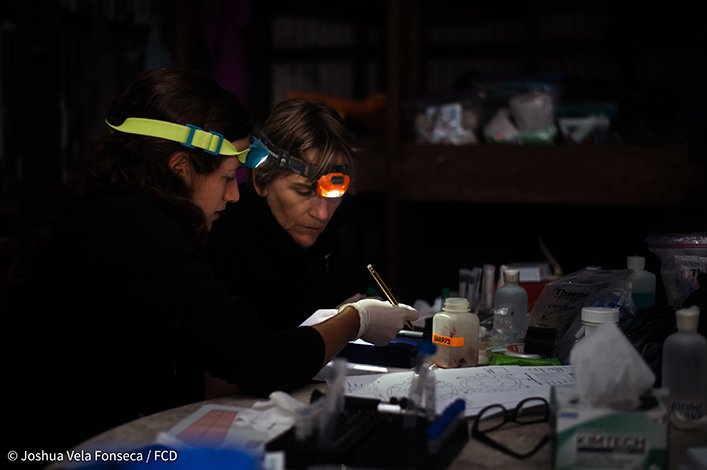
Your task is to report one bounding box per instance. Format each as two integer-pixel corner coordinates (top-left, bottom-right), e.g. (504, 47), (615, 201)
(418, 340), (437, 355)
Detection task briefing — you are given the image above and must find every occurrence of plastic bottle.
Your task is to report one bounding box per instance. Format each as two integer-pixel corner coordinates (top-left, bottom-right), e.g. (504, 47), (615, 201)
(662, 306), (707, 430)
(493, 269), (528, 340)
(432, 297), (479, 368)
(627, 255), (656, 311)
(554, 306), (620, 364)
(581, 306), (619, 337)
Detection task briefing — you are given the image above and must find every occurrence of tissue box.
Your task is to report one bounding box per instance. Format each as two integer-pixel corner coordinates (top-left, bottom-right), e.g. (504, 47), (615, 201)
(551, 385), (667, 469)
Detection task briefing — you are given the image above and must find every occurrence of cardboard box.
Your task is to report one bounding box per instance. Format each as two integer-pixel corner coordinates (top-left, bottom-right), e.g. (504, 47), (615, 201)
(551, 385), (667, 469)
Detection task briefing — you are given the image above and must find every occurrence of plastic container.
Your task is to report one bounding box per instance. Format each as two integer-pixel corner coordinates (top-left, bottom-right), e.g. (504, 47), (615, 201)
(662, 306), (707, 430)
(627, 255), (656, 311)
(493, 269), (528, 340)
(432, 297), (479, 368)
(581, 306), (619, 337)
(556, 306), (620, 364)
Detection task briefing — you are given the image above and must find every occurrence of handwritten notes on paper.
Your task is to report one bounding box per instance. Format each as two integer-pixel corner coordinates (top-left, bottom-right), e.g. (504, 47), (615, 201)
(344, 365), (573, 417)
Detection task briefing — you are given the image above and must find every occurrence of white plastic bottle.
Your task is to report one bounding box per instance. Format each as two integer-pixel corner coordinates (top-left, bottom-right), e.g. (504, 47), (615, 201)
(493, 269), (528, 340)
(432, 297), (479, 368)
(627, 255), (656, 311)
(581, 306), (620, 337)
(662, 306), (707, 429)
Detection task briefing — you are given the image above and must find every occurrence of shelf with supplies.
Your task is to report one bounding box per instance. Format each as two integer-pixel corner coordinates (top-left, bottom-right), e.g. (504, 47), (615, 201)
(386, 144), (704, 207)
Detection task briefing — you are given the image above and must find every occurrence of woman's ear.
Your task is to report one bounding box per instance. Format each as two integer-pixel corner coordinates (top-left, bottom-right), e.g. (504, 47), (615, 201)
(252, 170), (268, 197)
(168, 151), (192, 182)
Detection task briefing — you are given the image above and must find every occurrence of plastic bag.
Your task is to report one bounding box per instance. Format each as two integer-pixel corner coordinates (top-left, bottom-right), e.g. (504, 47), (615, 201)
(646, 232), (707, 307)
(527, 268), (634, 340)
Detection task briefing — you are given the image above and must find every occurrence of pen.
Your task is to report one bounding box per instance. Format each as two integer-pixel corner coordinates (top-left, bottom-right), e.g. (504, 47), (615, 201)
(397, 329), (424, 339)
(367, 264), (415, 330)
(311, 390), (406, 415)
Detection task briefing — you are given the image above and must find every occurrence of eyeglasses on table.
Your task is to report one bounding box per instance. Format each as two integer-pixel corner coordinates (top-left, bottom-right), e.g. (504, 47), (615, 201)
(471, 396), (552, 459)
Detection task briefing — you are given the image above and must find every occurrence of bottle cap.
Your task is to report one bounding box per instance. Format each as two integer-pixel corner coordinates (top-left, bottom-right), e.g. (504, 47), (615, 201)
(627, 255), (645, 271)
(443, 297), (470, 312)
(581, 306), (619, 324)
(502, 269), (520, 284)
(676, 305), (700, 331)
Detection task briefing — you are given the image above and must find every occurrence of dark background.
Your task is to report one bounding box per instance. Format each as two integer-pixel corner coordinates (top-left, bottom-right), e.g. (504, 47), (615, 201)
(1, 0), (706, 305)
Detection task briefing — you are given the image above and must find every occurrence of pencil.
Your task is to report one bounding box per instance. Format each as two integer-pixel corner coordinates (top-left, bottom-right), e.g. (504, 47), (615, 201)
(367, 264), (415, 330)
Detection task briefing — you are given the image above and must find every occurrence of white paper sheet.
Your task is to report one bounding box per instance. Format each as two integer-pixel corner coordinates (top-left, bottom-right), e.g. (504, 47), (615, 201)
(344, 365), (573, 417)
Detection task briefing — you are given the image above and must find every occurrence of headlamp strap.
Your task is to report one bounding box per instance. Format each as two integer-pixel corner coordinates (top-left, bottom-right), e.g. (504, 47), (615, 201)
(106, 117), (242, 156)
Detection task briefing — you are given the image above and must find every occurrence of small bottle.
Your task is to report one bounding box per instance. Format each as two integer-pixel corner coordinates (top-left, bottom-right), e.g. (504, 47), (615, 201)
(581, 306), (619, 337)
(493, 269), (528, 340)
(432, 297), (479, 368)
(627, 255), (656, 311)
(662, 306), (707, 430)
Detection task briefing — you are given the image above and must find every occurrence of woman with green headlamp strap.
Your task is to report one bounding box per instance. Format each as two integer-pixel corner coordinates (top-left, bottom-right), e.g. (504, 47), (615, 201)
(3, 67), (417, 456)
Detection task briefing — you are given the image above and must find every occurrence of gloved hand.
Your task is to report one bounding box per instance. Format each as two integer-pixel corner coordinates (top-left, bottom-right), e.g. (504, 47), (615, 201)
(340, 298), (419, 346)
(336, 292), (384, 308)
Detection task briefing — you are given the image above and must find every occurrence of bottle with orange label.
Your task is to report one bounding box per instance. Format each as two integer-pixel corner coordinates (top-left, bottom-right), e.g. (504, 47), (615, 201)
(432, 297), (479, 368)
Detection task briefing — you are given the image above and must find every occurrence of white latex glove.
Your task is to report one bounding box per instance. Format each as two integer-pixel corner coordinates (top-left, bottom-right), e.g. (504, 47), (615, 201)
(336, 293), (384, 308)
(337, 293), (366, 307)
(340, 298), (419, 346)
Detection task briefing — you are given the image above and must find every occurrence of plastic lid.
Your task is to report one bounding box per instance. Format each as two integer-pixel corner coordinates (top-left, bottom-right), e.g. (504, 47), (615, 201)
(502, 269), (520, 284)
(581, 306), (619, 324)
(676, 305), (701, 331)
(443, 297), (470, 312)
(627, 255), (645, 271)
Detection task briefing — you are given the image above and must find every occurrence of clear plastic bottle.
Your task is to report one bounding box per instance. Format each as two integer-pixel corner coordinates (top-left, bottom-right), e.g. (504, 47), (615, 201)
(627, 255), (656, 311)
(662, 306), (707, 430)
(493, 269), (528, 340)
(432, 297), (479, 368)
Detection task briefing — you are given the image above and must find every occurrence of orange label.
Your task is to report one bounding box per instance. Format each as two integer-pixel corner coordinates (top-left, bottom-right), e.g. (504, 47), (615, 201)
(432, 334), (465, 347)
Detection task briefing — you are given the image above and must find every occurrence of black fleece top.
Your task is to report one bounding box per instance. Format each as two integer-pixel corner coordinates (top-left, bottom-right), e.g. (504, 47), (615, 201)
(2, 189), (324, 452)
(206, 186), (353, 330)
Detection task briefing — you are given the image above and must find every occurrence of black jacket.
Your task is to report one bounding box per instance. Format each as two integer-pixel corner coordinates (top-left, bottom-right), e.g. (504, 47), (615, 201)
(2, 189), (324, 453)
(206, 186), (353, 330)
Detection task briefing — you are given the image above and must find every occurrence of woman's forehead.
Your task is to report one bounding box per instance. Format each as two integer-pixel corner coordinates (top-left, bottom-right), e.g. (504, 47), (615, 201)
(302, 147), (347, 166)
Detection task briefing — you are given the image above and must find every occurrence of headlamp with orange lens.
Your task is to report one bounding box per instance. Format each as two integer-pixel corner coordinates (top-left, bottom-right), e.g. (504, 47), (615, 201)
(259, 133), (351, 198)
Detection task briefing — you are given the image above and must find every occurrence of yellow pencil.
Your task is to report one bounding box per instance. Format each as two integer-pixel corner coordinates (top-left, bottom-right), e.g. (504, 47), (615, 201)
(367, 264), (415, 330)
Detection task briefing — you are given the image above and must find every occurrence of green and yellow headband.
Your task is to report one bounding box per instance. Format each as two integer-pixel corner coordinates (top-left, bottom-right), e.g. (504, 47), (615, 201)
(106, 117), (269, 168)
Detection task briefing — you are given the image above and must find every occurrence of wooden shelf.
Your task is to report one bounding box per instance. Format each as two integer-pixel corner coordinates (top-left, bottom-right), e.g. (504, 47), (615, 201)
(389, 144), (703, 207)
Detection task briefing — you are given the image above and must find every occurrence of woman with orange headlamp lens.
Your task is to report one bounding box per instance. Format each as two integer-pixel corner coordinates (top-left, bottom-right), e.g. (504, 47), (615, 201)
(206, 99), (363, 336)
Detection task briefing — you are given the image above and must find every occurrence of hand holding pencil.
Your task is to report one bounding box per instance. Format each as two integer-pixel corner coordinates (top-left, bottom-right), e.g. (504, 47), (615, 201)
(341, 298), (417, 345)
(367, 264), (416, 330)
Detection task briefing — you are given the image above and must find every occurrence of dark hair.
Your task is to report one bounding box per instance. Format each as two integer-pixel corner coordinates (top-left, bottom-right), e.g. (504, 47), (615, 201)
(10, 67), (251, 282)
(253, 98), (356, 189)
(78, 66), (251, 239)
(85, 66), (250, 194)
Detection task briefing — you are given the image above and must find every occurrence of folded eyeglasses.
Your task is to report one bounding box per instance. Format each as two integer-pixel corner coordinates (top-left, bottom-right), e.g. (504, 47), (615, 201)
(106, 117), (270, 169)
(471, 396), (551, 459)
(258, 133), (351, 199)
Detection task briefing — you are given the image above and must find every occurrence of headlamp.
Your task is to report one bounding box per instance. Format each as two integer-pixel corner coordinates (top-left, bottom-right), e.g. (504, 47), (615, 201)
(106, 117), (269, 169)
(259, 133), (351, 198)
(314, 171), (350, 198)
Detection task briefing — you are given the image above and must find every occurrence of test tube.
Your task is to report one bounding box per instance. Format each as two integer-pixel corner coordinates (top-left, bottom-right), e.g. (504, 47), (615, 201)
(404, 341), (437, 428)
(317, 358), (347, 447)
